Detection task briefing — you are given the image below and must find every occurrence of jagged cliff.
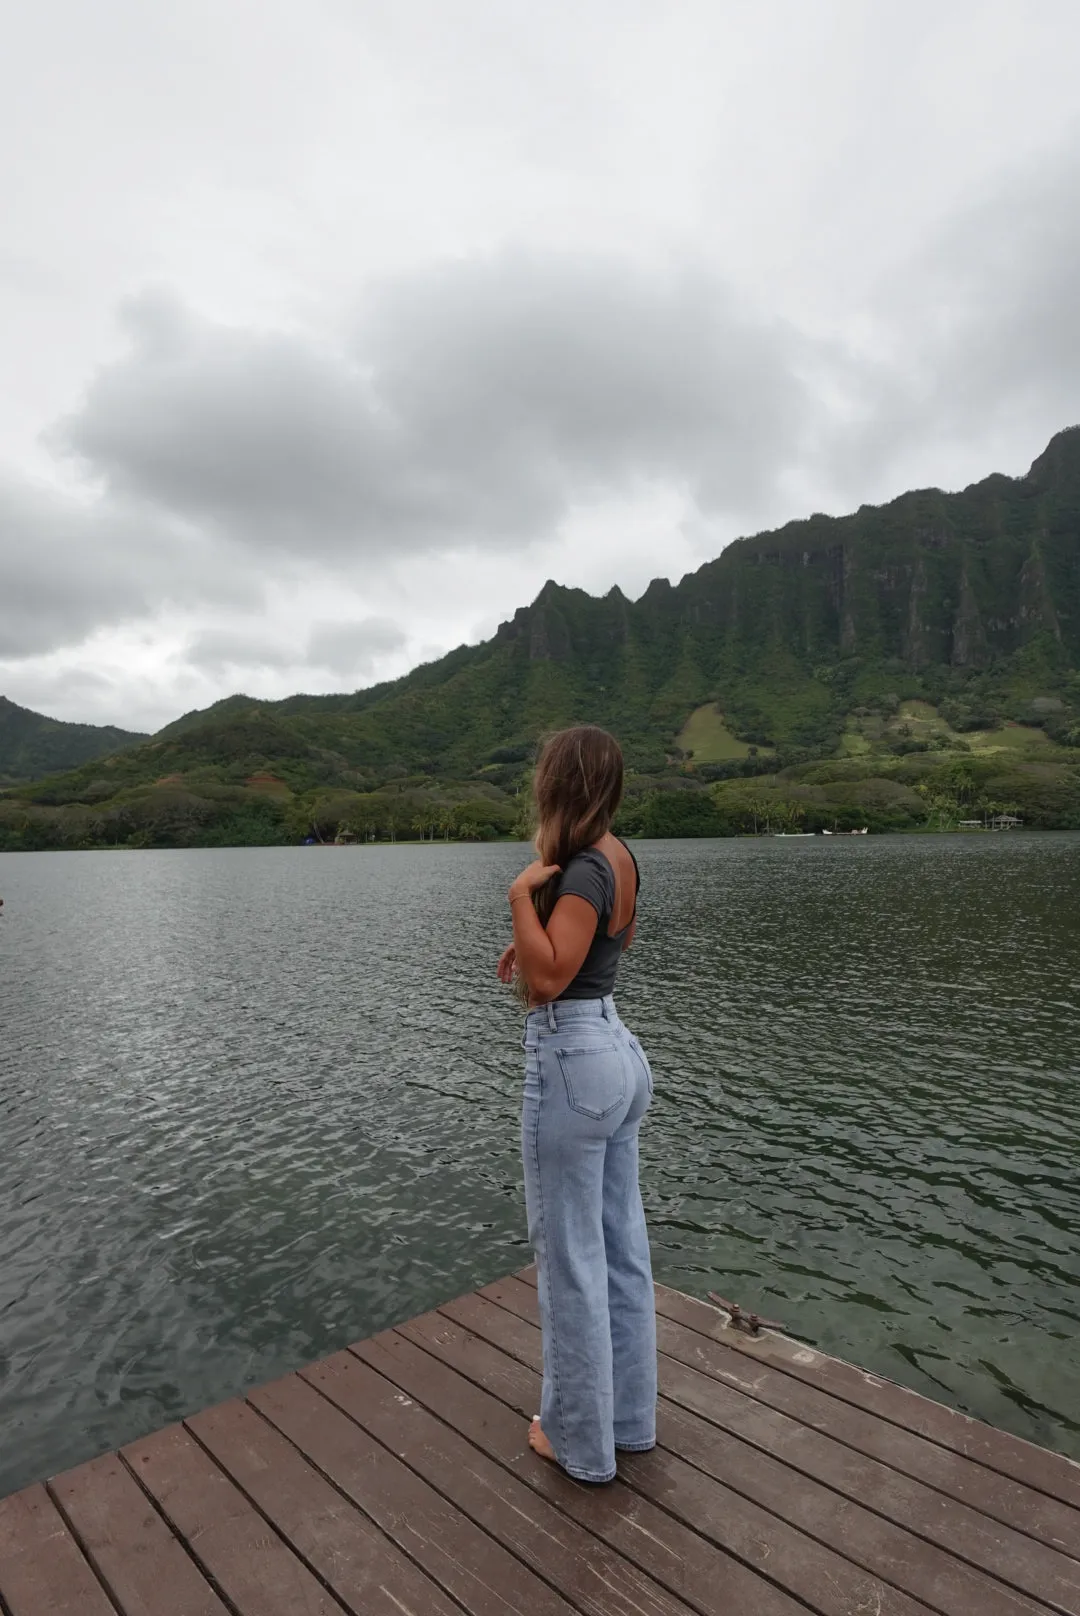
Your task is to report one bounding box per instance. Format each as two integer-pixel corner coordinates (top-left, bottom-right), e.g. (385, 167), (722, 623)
(689, 427), (1078, 671)
(10, 429), (1080, 791)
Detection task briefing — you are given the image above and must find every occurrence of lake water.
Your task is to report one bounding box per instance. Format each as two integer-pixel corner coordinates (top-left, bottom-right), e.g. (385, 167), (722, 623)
(1, 834), (1078, 1496)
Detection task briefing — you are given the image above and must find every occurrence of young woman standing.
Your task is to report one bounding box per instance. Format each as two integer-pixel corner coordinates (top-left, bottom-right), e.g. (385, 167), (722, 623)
(496, 725), (656, 1483)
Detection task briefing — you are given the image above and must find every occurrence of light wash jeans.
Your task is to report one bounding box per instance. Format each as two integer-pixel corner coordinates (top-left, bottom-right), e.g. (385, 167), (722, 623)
(521, 994), (657, 1482)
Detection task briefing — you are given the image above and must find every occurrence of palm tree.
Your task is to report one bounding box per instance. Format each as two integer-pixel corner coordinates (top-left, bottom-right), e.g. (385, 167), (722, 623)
(411, 814), (427, 842)
(917, 782), (957, 831)
(745, 796), (770, 835)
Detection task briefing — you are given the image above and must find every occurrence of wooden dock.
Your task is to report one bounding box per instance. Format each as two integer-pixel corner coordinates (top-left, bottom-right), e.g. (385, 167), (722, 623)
(2, 1270), (1078, 1616)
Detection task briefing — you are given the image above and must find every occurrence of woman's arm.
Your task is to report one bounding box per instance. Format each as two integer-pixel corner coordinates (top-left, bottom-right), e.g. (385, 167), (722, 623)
(508, 861), (598, 1004)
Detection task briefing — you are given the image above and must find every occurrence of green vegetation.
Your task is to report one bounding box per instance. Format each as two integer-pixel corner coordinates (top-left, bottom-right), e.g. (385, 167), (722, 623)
(675, 704), (772, 763)
(705, 752), (1080, 836)
(0, 696), (146, 785)
(3, 427), (1079, 848)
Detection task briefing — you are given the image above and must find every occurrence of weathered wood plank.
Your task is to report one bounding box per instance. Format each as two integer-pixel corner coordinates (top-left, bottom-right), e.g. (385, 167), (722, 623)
(651, 1375), (1080, 1616)
(0, 1485), (116, 1616)
(470, 1285), (1080, 1610)
(387, 1308), (936, 1616)
(301, 1346), (696, 1616)
(50, 1452), (228, 1616)
(649, 1318), (1080, 1610)
(250, 1366), (576, 1616)
(187, 1396), (463, 1616)
(653, 1312), (1080, 1554)
(502, 1270), (1080, 1531)
(442, 1291), (1071, 1616)
(122, 1424), (340, 1616)
(650, 1280), (1080, 1510)
(3, 1270), (1077, 1616)
(352, 1326), (805, 1616)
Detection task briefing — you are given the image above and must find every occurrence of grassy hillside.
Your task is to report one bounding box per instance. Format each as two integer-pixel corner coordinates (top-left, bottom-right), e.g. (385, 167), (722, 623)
(675, 706), (773, 762)
(3, 427), (1078, 848)
(0, 696), (146, 785)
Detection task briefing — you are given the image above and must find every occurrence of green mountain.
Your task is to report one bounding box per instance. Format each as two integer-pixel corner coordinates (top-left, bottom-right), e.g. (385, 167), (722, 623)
(163, 423), (1080, 761)
(3, 427), (1079, 848)
(0, 696), (147, 786)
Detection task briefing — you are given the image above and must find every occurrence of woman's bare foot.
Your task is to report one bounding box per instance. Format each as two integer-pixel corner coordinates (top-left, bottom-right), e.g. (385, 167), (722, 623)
(529, 1416), (558, 1464)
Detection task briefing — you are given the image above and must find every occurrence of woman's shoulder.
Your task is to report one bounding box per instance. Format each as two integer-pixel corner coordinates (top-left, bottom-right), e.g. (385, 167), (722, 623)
(558, 846), (616, 900)
(560, 845), (608, 874)
(565, 844), (615, 878)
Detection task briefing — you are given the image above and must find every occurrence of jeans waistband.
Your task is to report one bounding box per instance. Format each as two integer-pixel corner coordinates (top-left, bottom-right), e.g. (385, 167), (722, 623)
(525, 995), (619, 1035)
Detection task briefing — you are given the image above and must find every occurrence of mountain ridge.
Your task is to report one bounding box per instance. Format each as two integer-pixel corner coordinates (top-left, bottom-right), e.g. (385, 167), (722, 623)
(0, 695), (148, 785)
(3, 428), (1078, 846)
(154, 423), (1080, 761)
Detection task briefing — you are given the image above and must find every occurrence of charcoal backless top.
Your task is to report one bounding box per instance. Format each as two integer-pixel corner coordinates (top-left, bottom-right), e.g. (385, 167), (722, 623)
(550, 838), (639, 999)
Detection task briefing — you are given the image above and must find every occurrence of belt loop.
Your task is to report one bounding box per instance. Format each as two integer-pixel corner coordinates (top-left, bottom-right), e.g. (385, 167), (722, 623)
(546, 1001), (557, 1033)
(601, 997), (611, 1021)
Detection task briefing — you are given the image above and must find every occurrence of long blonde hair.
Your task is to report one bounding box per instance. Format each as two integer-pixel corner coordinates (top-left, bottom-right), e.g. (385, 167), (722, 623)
(513, 727), (625, 1003)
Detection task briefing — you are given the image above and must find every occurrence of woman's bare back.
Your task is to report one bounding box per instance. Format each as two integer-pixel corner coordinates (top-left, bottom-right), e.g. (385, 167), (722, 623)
(594, 831), (637, 939)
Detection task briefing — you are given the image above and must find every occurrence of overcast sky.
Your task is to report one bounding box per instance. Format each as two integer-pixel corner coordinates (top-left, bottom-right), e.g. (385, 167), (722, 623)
(2, 0), (1079, 732)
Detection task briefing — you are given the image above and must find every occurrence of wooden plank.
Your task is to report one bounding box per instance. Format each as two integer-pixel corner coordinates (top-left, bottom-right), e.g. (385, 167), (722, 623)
(250, 1365), (576, 1616)
(652, 1374), (1080, 1616)
(652, 1313), (1080, 1555)
(647, 1317), (1080, 1607)
(122, 1423), (341, 1616)
(353, 1326), (806, 1616)
(467, 1287), (1080, 1584)
(50, 1452), (228, 1616)
(3, 1268), (1077, 1616)
(299, 1345), (695, 1616)
(187, 1397), (462, 1616)
(384, 1309), (936, 1616)
(651, 1280), (1080, 1510)
(440, 1291), (1070, 1616)
(0, 1484), (116, 1616)
(501, 1266), (1080, 1544)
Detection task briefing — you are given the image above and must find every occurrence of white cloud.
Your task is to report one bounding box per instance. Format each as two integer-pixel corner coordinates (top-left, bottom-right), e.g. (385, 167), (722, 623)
(1, 0), (1080, 730)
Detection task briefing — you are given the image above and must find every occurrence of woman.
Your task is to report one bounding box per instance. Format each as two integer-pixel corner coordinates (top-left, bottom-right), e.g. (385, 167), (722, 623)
(497, 725), (656, 1483)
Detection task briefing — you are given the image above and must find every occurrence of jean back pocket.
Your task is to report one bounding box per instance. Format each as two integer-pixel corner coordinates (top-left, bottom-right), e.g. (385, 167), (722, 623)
(555, 1042), (627, 1119)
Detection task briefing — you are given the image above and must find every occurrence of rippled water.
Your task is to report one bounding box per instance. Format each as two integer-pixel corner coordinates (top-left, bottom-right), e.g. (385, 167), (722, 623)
(1, 835), (1078, 1495)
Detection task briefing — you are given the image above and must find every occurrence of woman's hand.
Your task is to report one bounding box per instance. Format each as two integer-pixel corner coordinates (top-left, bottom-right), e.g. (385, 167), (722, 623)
(508, 861), (561, 904)
(496, 943), (517, 984)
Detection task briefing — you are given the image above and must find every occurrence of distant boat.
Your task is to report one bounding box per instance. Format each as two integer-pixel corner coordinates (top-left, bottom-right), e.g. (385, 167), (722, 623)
(823, 827), (868, 836)
(774, 831), (815, 837)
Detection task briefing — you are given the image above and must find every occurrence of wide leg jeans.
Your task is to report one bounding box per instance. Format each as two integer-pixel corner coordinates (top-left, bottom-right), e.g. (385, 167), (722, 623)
(522, 995), (657, 1482)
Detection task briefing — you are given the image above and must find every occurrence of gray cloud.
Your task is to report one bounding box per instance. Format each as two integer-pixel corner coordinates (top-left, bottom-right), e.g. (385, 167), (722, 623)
(5, 0), (1080, 734)
(307, 617), (407, 678)
(54, 258), (814, 563)
(175, 615), (409, 691)
(923, 153), (1080, 441)
(7, 141), (1080, 687)
(185, 625), (299, 676)
(0, 477), (145, 657)
(0, 470), (259, 660)
(837, 145), (1080, 488)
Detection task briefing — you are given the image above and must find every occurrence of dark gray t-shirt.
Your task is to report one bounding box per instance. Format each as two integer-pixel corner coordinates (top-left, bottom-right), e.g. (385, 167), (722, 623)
(554, 840), (639, 1000)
